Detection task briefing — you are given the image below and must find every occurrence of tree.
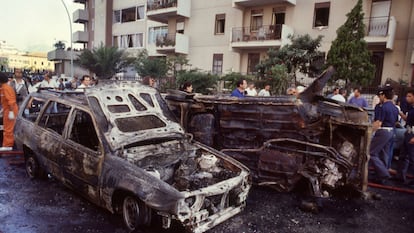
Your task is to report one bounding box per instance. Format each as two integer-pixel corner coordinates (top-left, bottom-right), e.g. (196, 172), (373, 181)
(256, 34), (324, 94)
(54, 41), (66, 50)
(167, 55), (189, 77)
(177, 70), (219, 94)
(77, 44), (134, 79)
(326, 0), (375, 87)
(134, 50), (168, 80)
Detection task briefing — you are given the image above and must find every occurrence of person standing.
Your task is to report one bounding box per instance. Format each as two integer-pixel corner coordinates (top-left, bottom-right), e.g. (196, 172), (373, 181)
(348, 87), (368, 107)
(181, 81), (193, 93)
(230, 79), (247, 98)
(9, 68), (28, 107)
(77, 75), (91, 89)
(40, 72), (58, 89)
(331, 88), (347, 103)
(0, 72), (18, 151)
(258, 84), (271, 96)
(246, 83), (258, 96)
(396, 89), (414, 185)
(370, 86), (399, 184)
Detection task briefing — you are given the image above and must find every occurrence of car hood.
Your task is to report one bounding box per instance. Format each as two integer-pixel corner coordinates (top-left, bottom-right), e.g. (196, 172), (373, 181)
(85, 81), (185, 150)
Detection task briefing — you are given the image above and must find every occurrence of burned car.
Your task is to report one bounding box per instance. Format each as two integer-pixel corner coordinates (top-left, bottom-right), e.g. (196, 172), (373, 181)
(14, 81), (250, 233)
(165, 67), (371, 198)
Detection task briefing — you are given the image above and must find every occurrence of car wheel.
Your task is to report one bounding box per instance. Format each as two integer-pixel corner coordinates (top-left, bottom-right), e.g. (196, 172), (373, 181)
(122, 196), (151, 231)
(25, 154), (45, 179)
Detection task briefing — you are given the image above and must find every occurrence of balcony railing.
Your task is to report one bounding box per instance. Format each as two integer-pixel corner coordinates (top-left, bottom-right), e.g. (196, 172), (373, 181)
(147, 0), (177, 11)
(156, 33), (176, 47)
(155, 33), (189, 54)
(364, 16), (390, 37)
(232, 24), (282, 42)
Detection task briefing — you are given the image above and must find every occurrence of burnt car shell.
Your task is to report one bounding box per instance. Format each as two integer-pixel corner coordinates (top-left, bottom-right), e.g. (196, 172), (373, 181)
(165, 67), (371, 198)
(14, 81), (250, 233)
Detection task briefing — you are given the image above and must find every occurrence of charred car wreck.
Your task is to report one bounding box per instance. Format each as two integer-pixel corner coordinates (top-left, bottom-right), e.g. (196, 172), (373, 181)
(166, 67), (371, 198)
(14, 81), (250, 233)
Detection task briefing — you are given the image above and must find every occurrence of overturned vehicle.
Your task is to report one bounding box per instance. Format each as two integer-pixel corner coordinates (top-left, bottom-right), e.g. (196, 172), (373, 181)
(14, 81), (251, 233)
(166, 67), (371, 198)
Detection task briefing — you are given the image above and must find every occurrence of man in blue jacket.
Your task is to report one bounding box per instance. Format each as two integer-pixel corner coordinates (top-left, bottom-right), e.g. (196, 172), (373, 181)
(230, 79), (247, 98)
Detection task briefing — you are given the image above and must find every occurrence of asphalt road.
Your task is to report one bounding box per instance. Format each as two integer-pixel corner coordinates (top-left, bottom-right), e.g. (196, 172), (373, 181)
(1, 155), (413, 233)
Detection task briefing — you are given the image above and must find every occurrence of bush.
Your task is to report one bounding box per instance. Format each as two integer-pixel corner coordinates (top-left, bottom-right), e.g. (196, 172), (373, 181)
(177, 70), (219, 94)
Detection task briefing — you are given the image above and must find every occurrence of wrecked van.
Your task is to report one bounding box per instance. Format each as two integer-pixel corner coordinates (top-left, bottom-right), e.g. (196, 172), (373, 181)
(165, 67), (371, 198)
(14, 81), (251, 233)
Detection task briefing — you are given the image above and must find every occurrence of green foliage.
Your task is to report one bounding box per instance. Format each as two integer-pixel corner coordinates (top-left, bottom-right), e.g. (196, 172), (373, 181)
(221, 72), (255, 91)
(257, 34), (324, 86)
(177, 70), (219, 94)
(267, 64), (291, 95)
(54, 41), (66, 50)
(135, 50), (168, 80)
(326, 0), (375, 87)
(77, 44), (134, 79)
(167, 55), (189, 77)
(0, 58), (8, 71)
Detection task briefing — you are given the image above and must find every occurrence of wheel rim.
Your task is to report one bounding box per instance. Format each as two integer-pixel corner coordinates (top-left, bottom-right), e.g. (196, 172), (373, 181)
(26, 157), (37, 178)
(123, 196), (140, 231)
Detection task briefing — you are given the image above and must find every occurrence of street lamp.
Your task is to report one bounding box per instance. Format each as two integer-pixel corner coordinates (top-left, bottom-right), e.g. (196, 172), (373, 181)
(61, 0), (74, 79)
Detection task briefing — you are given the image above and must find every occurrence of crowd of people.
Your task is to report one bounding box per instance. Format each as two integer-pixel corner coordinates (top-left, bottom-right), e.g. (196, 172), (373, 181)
(0, 69), (95, 151)
(229, 79), (305, 98)
(228, 78), (413, 187)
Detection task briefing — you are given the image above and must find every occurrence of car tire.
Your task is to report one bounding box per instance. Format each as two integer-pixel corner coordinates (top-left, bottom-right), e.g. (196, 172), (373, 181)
(122, 196), (152, 231)
(25, 154), (45, 179)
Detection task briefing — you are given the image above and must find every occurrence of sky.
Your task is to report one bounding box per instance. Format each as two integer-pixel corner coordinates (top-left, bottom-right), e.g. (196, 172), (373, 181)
(1, 0), (84, 52)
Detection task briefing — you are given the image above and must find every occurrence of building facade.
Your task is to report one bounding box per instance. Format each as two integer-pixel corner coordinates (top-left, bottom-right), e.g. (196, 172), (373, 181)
(72, 0), (414, 86)
(0, 41), (54, 72)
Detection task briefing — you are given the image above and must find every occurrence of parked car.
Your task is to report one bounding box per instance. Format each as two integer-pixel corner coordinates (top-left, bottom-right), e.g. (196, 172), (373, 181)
(165, 67), (371, 198)
(14, 81), (251, 233)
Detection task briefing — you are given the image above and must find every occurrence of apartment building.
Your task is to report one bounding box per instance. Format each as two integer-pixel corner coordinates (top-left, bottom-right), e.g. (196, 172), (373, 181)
(71, 0), (414, 86)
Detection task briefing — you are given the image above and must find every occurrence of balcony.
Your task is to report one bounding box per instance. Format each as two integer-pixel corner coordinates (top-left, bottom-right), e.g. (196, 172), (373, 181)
(73, 0), (87, 3)
(155, 33), (189, 54)
(231, 24), (293, 49)
(73, 31), (89, 43)
(73, 9), (88, 23)
(364, 16), (396, 50)
(147, 0), (191, 24)
(48, 49), (81, 61)
(233, 0), (296, 8)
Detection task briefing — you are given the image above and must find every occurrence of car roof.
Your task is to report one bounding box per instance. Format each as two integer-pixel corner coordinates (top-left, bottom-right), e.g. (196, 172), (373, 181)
(29, 89), (89, 106)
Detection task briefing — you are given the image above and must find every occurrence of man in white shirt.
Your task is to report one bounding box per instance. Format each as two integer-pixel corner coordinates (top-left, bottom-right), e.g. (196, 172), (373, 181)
(39, 72), (58, 89)
(331, 88), (347, 103)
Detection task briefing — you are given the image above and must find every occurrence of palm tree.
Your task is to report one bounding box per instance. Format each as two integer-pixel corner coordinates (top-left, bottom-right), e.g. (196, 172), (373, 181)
(77, 44), (134, 79)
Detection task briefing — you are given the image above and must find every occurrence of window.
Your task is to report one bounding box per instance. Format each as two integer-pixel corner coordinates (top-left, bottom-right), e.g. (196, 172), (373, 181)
(247, 53), (260, 74)
(137, 6), (145, 20)
(251, 9), (263, 31)
(69, 110), (100, 151)
(215, 14), (225, 34)
(114, 33), (144, 48)
(176, 21), (184, 34)
(148, 26), (168, 44)
(113, 10), (121, 23)
(23, 97), (45, 122)
(115, 115), (166, 132)
(122, 7), (136, 23)
(212, 54), (223, 74)
(314, 2), (330, 28)
(38, 101), (71, 135)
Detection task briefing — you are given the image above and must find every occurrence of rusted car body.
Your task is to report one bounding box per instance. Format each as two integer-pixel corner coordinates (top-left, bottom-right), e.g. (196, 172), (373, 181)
(14, 81), (250, 233)
(165, 67), (371, 198)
